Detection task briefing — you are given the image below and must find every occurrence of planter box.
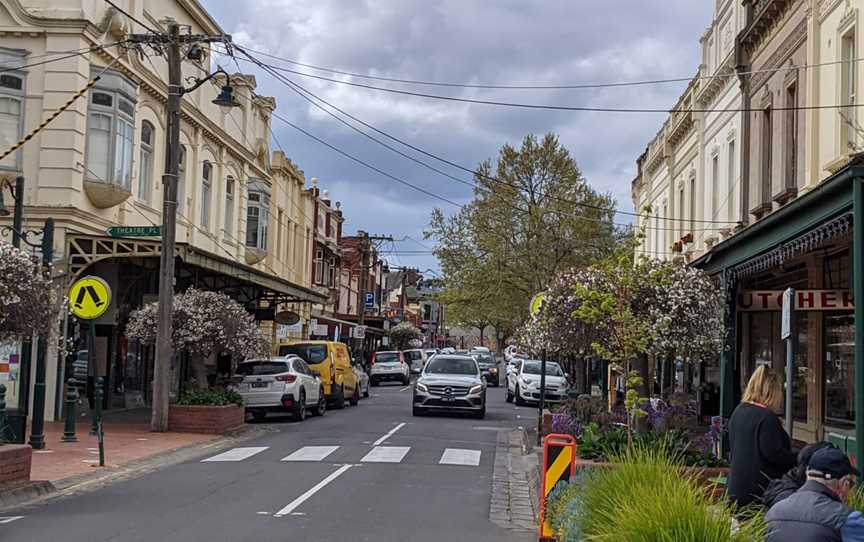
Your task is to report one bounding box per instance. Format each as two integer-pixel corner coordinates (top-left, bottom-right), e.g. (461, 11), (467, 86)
(168, 404), (245, 434)
(0, 444), (32, 486)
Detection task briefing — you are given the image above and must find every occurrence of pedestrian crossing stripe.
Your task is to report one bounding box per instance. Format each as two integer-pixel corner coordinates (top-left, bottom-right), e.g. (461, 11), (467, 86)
(0, 516), (24, 524)
(201, 447), (268, 462)
(201, 445), (483, 466)
(439, 448), (481, 466)
(282, 446), (340, 462)
(361, 446), (410, 463)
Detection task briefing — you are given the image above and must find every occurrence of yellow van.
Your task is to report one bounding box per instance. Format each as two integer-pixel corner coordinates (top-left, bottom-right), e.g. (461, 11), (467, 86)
(277, 341), (360, 409)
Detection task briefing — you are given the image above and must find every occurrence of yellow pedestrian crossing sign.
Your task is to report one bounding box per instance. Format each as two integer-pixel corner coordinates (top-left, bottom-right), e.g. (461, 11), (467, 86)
(69, 276), (111, 320)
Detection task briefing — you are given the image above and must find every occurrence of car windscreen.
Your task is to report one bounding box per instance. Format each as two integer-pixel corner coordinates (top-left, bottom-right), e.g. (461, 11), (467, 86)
(522, 362), (563, 376)
(476, 354), (495, 366)
(278, 344), (327, 364)
(236, 360), (289, 376)
(375, 352), (400, 363)
(405, 351), (423, 361)
(425, 357), (478, 375)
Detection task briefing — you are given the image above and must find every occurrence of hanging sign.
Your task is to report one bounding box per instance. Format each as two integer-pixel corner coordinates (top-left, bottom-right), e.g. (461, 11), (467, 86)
(69, 276), (112, 320)
(738, 290), (853, 312)
(781, 288), (794, 340)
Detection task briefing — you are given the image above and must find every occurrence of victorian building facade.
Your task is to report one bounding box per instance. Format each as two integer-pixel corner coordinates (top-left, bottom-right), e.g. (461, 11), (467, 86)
(0, 0), (326, 426)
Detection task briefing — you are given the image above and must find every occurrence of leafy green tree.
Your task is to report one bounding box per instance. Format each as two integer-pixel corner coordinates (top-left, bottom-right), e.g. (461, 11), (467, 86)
(427, 133), (619, 340)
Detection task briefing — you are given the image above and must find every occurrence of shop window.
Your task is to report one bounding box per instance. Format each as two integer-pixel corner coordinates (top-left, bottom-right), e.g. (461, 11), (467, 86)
(201, 161), (212, 230)
(0, 54), (24, 171)
(792, 313), (808, 423)
(825, 312), (855, 426)
(314, 248), (324, 284)
(245, 181), (270, 251)
(85, 69), (137, 190)
(137, 121), (154, 202)
(785, 84), (797, 190)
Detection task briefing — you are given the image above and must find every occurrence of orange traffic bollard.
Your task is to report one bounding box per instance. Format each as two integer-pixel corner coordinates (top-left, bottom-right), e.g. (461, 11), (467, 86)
(539, 433), (576, 541)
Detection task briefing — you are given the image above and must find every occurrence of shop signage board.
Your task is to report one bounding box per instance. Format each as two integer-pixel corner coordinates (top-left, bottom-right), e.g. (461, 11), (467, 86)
(738, 289), (853, 312)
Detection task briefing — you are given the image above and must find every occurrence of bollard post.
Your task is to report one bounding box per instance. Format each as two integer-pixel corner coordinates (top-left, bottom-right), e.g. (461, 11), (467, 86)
(0, 383), (6, 444)
(61, 380), (78, 443)
(95, 377), (105, 466)
(539, 433), (577, 541)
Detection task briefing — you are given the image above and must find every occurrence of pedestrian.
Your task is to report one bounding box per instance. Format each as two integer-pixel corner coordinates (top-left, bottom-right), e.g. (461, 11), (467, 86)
(765, 447), (864, 541)
(726, 365), (796, 508)
(762, 441), (835, 508)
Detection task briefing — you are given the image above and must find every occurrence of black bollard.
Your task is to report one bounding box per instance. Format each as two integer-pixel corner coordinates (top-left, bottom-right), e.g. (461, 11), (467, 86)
(0, 383), (6, 444)
(95, 377), (105, 467)
(61, 380), (78, 443)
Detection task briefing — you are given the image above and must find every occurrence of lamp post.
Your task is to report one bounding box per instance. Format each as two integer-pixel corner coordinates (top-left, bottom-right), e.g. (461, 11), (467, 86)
(1, 177), (55, 449)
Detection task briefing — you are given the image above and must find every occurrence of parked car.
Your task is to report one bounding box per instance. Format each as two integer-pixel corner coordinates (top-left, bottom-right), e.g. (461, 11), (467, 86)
(473, 351), (500, 387)
(506, 360), (568, 406)
(370, 351), (410, 385)
(353, 362), (370, 398)
(277, 341), (360, 408)
(403, 349), (428, 374)
(470, 346), (491, 353)
(504, 345), (517, 362)
(425, 349), (439, 360)
(413, 354), (486, 418)
(506, 357), (523, 377)
(232, 356), (326, 421)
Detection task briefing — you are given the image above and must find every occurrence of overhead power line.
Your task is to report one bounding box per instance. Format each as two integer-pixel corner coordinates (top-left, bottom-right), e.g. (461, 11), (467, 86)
(0, 41), (129, 74)
(236, 44), (864, 92)
(231, 54), (864, 115)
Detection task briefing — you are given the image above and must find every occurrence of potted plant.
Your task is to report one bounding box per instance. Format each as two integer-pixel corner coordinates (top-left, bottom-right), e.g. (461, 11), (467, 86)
(167, 387), (245, 434)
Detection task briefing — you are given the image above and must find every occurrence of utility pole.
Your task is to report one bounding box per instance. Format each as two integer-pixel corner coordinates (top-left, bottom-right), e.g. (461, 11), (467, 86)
(356, 233), (392, 363)
(128, 24), (236, 431)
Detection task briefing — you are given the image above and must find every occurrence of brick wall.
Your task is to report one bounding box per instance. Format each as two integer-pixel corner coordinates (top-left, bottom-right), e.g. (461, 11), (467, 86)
(0, 444), (32, 485)
(168, 405), (245, 434)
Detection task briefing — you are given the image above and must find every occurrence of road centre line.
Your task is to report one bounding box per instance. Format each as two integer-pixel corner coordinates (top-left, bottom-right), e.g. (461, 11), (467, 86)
(372, 422), (406, 446)
(0, 516), (24, 524)
(273, 464), (353, 517)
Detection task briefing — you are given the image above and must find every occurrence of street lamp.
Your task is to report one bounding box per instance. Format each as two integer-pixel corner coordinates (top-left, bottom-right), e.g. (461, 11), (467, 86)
(0, 176), (54, 449)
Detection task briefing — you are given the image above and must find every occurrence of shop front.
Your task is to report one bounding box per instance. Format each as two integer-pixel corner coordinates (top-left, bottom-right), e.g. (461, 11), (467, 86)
(694, 162), (864, 467)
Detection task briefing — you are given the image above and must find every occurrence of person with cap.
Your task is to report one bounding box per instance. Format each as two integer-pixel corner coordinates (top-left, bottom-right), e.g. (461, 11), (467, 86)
(765, 447), (864, 541)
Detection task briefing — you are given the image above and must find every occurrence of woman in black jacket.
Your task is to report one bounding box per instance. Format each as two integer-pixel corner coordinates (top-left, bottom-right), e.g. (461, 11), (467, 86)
(726, 365), (796, 508)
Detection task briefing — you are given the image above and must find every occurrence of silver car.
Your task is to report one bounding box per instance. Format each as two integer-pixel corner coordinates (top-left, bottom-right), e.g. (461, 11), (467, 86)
(413, 355), (486, 419)
(353, 362), (370, 398)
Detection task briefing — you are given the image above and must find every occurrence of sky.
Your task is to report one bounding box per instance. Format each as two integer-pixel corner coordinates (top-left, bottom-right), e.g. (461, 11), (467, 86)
(200, 0), (714, 272)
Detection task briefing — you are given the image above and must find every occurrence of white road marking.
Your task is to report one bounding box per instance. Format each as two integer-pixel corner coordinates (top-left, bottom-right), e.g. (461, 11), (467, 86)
(361, 446), (411, 463)
(439, 448), (481, 466)
(201, 447), (268, 462)
(399, 385), (411, 392)
(282, 446), (340, 462)
(0, 516), (24, 524)
(81, 459), (98, 464)
(273, 464), (353, 517)
(372, 422), (406, 446)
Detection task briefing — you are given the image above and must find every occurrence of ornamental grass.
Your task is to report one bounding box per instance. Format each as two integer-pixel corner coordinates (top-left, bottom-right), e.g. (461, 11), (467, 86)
(547, 446), (767, 542)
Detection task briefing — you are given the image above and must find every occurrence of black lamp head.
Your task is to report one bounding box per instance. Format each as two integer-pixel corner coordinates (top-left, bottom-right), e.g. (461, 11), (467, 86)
(212, 83), (241, 110)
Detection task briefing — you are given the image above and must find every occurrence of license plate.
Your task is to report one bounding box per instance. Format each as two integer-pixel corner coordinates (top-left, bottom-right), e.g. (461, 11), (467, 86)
(441, 396), (455, 402)
(252, 382), (268, 388)
(239, 383), (250, 392)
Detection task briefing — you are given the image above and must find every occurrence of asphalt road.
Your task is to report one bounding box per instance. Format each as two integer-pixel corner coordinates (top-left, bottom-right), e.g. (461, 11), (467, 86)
(1, 377), (537, 542)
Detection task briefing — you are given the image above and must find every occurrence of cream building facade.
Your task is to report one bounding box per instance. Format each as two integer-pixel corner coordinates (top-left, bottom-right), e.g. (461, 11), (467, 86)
(0, 0), (324, 424)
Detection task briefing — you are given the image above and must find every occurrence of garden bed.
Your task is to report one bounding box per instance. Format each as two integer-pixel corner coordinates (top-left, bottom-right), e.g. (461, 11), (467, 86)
(167, 404), (244, 434)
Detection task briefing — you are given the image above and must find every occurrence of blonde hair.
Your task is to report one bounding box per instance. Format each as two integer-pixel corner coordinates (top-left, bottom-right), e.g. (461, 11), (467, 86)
(742, 365), (783, 412)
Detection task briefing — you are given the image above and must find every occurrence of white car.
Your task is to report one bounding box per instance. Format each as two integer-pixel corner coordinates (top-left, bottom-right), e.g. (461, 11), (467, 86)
(506, 360), (568, 406)
(370, 351), (410, 386)
(471, 346), (491, 353)
(353, 362), (370, 398)
(403, 349), (428, 374)
(233, 356), (326, 422)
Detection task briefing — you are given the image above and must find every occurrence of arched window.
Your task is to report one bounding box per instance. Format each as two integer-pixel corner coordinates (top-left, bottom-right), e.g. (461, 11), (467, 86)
(201, 161), (212, 229)
(137, 121), (154, 202)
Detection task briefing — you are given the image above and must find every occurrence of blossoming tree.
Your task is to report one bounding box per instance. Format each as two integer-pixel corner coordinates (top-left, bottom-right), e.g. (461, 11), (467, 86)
(126, 288), (271, 388)
(389, 322), (424, 350)
(0, 243), (57, 341)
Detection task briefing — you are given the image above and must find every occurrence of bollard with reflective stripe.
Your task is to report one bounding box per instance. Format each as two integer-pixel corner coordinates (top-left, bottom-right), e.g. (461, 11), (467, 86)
(539, 433), (576, 541)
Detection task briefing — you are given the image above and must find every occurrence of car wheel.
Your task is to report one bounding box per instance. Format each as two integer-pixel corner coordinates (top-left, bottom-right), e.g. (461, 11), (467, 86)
(251, 410), (266, 422)
(349, 384), (360, 406)
(332, 385), (345, 409)
(363, 384), (370, 398)
(412, 406), (425, 417)
(515, 387), (526, 406)
(474, 407), (486, 419)
(505, 387), (514, 403)
(312, 388), (327, 416)
(294, 390), (306, 421)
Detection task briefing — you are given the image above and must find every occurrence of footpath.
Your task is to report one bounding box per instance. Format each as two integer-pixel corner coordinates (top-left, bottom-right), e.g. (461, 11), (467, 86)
(0, 408), (263, 511)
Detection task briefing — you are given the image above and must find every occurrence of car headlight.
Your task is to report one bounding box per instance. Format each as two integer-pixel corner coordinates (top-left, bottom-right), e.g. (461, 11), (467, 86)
(520, 378), (531, 387)
(415, 382), (428, 393)
(469, 384), (483, 395)
(490, 367), (498, 374)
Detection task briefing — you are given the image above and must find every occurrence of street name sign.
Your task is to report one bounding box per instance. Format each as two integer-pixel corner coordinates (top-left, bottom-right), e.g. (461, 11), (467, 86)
(106, 226), (161, 237)
(69, 276), (111, 320)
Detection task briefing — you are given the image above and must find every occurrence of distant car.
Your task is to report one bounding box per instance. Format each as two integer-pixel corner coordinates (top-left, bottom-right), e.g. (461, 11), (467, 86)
(506, 360), (568, 406)
(370, 351), (410, 386)
(352, 362), (370, 398)
(403, 349), (428, 374)
(413, 354), (486, 418)
(440, 347), (456, 354)
(504, 345), (517, 362)
(471, 346), (491, 353)
(233, 356), (326, 421)
(473, 352), (500, 387)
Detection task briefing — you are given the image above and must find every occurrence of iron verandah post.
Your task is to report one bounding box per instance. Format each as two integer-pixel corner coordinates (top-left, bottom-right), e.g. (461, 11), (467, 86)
(27, 217), (54, 450)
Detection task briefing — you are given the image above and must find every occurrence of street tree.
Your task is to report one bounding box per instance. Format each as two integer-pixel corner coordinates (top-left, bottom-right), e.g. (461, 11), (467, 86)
(427, 133), (619, 342)
(127, 288), (271, 389)
(389, 322), (424, 350)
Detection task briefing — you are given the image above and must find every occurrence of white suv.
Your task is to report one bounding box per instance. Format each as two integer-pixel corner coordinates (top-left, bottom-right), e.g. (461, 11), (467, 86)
(233, 356), (325, 421)
(370, 351), (410, 386)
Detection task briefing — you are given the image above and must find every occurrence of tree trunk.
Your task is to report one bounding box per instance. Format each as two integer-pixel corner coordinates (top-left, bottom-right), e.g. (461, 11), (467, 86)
(632, 354), (650, 397)
(189, 353), (210, 390)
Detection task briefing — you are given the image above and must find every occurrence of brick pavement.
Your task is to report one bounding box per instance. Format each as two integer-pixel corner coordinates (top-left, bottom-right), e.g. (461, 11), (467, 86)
(30, 410), (217, 484)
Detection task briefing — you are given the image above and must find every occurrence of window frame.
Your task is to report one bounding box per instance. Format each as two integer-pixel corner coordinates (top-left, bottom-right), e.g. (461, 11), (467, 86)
(314, 248), (324, 285)
(84, 68), (137, 190)
(0, 49), (25, 172)
(137, 120), (155, 202)
(201, 161), (212, 230)
(842, 29), (857, 151)
(224, 175), (235, 238)
(727, 139), (736, 222)
(177, 145), (187, 215)
(245, 179), (271, 251)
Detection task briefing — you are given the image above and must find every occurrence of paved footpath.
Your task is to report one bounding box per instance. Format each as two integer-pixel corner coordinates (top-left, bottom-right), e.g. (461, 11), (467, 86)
(1, 381), (538, 542)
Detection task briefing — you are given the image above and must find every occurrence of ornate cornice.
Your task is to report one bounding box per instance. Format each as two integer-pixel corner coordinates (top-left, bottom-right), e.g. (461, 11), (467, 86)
(749, 16), (807, 92)
(740, 0), (796, 58)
